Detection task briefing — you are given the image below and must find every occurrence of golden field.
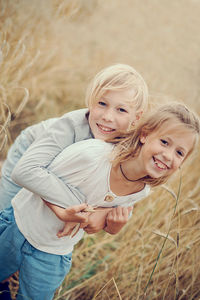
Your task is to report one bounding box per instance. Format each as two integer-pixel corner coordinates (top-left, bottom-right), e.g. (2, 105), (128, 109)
(0, 0), (200, 299)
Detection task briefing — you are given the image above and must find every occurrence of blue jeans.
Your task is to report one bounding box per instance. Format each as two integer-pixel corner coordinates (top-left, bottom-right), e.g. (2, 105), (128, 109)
(0, 131), (31, 210)
(0, 207), (72, 300)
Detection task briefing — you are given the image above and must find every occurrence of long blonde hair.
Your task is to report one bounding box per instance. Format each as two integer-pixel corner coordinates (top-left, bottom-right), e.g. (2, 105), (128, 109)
(110, 102), (200, 187)
(85, 63), (149, 113)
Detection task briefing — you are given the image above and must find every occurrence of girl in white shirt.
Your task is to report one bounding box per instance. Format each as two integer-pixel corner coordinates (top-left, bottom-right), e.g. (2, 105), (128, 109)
(0, 102), (199, 300)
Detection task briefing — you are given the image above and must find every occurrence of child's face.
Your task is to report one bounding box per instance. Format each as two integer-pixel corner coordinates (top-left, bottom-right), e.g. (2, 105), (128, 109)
(89, 88), (139, 140)
(138, 122), (195, 179)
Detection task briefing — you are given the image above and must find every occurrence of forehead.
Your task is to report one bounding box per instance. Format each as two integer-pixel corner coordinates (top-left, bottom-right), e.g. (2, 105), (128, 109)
(157, 121), (192, 136)
(102, 88), (137, 104)
(153, 121), (196, 151)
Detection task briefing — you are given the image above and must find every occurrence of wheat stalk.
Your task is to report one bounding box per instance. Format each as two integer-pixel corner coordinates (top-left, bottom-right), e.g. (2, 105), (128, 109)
(144, 170), (182, 295)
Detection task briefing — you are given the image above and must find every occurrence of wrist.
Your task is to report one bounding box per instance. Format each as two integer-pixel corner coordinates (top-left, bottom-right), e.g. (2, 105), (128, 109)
(104, 226), (118, 235)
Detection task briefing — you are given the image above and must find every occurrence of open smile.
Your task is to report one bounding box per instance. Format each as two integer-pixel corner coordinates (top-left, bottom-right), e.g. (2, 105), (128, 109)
(97, 124), (115, 133)
(153, 157), (170, 170)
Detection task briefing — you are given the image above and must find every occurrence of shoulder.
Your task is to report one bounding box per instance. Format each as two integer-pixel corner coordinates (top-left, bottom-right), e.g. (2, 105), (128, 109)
(61, 108), (89, 126)
(69, 139), (114, 160)
(144, 185), (151, 196)
(56, 108), (92, 141)
(78, 139), (113, 150)
(44, 108), (89, 132)
(51, 139), (114, 171)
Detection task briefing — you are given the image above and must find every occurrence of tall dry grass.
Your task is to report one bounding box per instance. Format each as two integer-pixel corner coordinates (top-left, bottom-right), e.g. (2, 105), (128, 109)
(0, 0), (200, 299)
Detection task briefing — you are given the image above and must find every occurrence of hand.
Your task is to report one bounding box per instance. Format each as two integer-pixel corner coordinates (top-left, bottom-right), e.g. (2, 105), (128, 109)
(81, 207), (113, 234)
(104, 206), (133, 235)
(57, 222), (79, 238)
(43, 200), (90, 223)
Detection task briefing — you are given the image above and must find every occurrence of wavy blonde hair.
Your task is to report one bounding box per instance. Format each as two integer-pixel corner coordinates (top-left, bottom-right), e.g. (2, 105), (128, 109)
(109, 102), (200, 187)
(85, 63), (149, 113)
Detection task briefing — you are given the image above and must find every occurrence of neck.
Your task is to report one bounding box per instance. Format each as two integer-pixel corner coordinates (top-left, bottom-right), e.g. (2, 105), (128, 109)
(119, 163), (139, 182)
(110, 164), (146, 196)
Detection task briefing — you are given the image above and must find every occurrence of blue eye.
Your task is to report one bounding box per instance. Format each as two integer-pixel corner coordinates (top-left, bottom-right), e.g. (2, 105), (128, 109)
(98, 101), (106, 106)
(161, 139), (168, 145)
(177, 150), (184, 157)
(118, 107), (127, 113)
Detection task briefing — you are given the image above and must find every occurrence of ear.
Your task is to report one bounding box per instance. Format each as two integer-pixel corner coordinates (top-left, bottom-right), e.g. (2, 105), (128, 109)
(136, 110), (143, 121)
(140, 132), (147, 144)
(131, 111), (143, 128)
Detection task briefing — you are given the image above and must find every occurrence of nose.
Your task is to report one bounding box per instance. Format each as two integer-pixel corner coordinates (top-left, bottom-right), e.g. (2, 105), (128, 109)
(102, 108), (114, 122)
(162, 148), (174, 163)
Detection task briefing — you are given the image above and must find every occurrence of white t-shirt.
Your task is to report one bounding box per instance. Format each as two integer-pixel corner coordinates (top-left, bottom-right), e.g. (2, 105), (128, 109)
(12, 139), (150, 255)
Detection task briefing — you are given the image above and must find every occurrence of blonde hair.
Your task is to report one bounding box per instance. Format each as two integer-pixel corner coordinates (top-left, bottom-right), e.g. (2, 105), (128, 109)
(85, 63), (149, 113)
(110, 102), (200, 187)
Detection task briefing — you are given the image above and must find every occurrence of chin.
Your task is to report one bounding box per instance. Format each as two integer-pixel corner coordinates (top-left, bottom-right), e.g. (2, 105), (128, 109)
(95, 133), (107, 140)
(147, 171), (167, 179)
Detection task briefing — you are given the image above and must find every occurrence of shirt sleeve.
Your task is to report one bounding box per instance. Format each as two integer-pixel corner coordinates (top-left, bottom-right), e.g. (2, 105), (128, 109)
(46, 139), (110, 204)
(11, 111), (91, 207)
(48, 139), (101, 180)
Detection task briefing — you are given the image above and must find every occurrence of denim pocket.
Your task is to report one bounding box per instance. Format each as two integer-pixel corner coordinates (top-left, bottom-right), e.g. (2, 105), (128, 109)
(62, 253), (72, 275)
(62, 253), (72, 264)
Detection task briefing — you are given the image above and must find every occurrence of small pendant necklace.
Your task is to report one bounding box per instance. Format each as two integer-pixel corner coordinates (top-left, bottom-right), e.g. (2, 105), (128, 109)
(120, 163), (139, 182)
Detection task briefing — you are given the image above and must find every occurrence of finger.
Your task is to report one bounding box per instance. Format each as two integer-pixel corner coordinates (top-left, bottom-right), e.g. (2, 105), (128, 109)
(57, 231), (66, 238)
(70, 224), (80, 238)
(75, 212), (90, 223)
(128, 206), (133, 213)
(107, 209), (114, 220)
(116, 206), (123, 217)
(57, 221), (79, 238)
(79, 222), (89, 229)
(57, 227), (72, 238)
(66, 203), (88, 214)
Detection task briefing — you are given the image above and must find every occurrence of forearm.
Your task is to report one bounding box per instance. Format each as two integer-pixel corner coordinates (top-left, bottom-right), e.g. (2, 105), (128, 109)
(11, 132), (85, 207)
(11, 119), (86, 207)
(44, 200), (90, 223)
(82, 207), (113, 234)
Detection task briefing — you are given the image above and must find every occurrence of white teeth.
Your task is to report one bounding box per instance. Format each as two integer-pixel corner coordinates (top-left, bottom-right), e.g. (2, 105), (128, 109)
(98, 124), (114, 132)
(154, 158), (168, 169)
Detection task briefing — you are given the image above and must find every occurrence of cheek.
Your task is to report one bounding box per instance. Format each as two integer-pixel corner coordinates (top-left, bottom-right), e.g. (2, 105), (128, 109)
(89, 108), (99, 122)
(117, 116), (133, 131)
(172, 157), (183, 172)
(139, 145), (150, 162)
(175, 158), (184, 169)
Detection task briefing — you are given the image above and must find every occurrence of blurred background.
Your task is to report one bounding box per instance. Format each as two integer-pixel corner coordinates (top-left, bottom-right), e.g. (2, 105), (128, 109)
(0, 1), (200, 299)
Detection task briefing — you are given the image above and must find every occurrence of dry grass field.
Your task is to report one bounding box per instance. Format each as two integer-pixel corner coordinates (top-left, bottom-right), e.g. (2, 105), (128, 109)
(0, 0), (200, 299)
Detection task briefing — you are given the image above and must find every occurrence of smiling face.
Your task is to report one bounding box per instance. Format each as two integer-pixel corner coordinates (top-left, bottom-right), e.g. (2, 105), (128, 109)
(88, 88), (139, 140)
(138, 122), (196, 179)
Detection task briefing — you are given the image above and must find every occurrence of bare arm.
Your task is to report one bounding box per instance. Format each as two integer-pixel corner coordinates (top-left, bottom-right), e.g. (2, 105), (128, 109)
(46, 203), (133, 237)
(81, 206), (133, 235)
(44, 200), (90, 223)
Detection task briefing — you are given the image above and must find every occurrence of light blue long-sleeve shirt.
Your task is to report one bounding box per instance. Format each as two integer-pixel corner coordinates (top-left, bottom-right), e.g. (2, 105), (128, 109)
(11, 108), (93, 207)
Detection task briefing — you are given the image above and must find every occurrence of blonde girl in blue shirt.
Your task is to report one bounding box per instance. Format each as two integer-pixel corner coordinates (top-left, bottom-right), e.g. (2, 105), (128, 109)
(0, 102), (199, 300)
(0, 64), (149, 298)
(0, 63), (148, 235)
(0, 63), (148, 206)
